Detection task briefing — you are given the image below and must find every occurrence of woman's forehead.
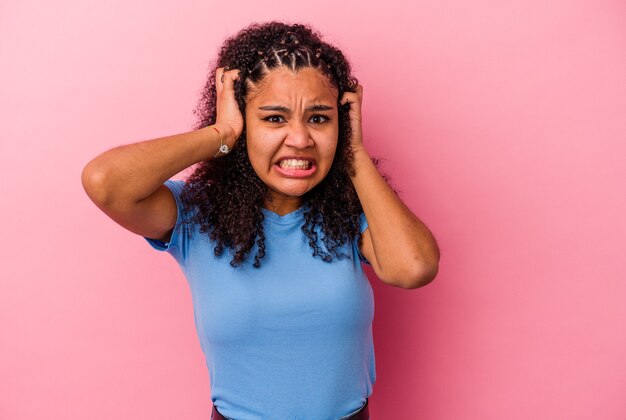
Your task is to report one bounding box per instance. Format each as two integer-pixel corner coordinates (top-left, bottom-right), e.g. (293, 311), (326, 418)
(246, 66), (338, 105)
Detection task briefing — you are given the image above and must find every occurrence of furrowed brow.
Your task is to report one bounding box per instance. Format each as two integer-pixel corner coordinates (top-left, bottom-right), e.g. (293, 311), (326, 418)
(258, 104), (334, 112)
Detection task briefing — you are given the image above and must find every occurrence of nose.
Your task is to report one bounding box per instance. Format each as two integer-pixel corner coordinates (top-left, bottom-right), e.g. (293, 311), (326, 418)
(283, 119), (314, 149)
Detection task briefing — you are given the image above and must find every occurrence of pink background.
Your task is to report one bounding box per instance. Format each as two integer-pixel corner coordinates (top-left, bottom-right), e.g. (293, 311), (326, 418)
(1, 0), (625, 419)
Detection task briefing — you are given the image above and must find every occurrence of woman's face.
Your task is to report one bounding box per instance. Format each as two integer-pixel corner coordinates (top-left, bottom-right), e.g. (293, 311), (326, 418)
(244, 66), (339, 212)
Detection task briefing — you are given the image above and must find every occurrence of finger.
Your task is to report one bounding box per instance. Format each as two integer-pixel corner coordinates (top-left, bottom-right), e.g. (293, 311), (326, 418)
(230, 68), (241, 80)
(341, 96), (358, 108)
(221, 68), (241, 91)
(216, 67), (226, 93)
(340, 92), (356, 105)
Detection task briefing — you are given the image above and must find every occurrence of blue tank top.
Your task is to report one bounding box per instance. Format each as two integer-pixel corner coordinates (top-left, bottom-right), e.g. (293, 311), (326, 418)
(144, 180), (376, 419)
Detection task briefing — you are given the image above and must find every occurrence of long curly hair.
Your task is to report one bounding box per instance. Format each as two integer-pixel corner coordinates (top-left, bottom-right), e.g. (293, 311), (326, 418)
(181, 21), (392, 268)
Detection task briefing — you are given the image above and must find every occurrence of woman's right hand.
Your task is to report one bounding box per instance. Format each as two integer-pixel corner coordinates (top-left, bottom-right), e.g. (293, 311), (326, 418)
(214, 66), (243, 148)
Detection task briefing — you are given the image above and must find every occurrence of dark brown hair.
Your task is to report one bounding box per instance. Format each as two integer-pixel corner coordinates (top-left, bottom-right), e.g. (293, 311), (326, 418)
(182, 21), (392, 268)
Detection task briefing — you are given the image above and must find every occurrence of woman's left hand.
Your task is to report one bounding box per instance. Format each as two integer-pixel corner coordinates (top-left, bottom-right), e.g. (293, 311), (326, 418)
(339, 84), (365, 153)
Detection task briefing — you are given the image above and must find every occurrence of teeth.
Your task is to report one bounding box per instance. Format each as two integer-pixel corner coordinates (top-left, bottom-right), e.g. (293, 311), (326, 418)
(279, 159), (312, 169)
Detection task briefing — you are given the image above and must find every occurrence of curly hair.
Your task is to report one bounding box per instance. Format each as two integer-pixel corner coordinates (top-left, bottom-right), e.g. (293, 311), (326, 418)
(180, 20), (392, 268)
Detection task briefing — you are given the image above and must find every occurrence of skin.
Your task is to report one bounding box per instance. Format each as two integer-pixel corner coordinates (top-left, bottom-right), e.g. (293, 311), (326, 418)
(218, 66), (440, 287)
(244, 66), (340, 215)
(81, 62), (439, 288)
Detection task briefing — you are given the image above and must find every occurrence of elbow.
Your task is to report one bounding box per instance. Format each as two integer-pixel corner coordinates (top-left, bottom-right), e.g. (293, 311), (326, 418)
(407, 263), (439, 289)
(401, 260), (439, 289)
(81, 163), (112, 206)
(378, 261), (439, 289)
(405, 242), (440, 289)
(372, 241), (441, 289)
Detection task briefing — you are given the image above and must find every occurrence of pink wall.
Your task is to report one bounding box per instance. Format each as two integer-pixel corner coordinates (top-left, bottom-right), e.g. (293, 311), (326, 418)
(1, 0), (625, 419)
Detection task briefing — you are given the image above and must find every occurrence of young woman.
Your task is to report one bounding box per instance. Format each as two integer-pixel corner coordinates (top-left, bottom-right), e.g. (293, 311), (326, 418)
(82, 21), (439, 420)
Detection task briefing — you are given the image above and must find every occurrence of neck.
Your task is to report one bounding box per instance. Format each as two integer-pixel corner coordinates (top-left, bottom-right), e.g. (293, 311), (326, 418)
(263, 196), (303, 216)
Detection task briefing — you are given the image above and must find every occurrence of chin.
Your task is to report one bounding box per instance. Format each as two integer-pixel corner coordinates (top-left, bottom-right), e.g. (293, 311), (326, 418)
(275, 185), (314, 197)
(271, 179), (321, 197)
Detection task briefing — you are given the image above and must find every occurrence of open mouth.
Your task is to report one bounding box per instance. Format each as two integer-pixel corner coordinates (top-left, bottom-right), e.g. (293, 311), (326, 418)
(277, 158), (313, 170)
(274, 158), (317, 177)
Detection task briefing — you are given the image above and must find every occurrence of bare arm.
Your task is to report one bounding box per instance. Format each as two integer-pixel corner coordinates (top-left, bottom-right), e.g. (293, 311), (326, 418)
(351, 148), (440, 289)
(340, 85), (440, 289)
(82, 124), (233, 240)
(81, 67), (242, 242)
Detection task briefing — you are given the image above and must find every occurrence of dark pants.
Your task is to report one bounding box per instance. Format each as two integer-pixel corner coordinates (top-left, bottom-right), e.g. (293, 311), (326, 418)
(211, 398), (369, 420)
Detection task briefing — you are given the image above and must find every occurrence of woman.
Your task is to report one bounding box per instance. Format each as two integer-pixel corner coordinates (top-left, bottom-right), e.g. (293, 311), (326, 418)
(82, 21), (439, 420)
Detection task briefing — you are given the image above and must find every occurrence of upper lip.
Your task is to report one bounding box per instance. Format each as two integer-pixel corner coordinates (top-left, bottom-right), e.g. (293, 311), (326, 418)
(275, 155), (317, 165)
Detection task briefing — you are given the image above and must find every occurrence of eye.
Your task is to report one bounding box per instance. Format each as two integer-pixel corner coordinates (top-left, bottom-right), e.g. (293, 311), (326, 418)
(310, 115), (330, 124)
(264, 115), (285, 123)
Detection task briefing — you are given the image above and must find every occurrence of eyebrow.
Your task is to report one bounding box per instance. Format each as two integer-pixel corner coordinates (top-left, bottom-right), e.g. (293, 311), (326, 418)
(258, 104), (335, 112)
